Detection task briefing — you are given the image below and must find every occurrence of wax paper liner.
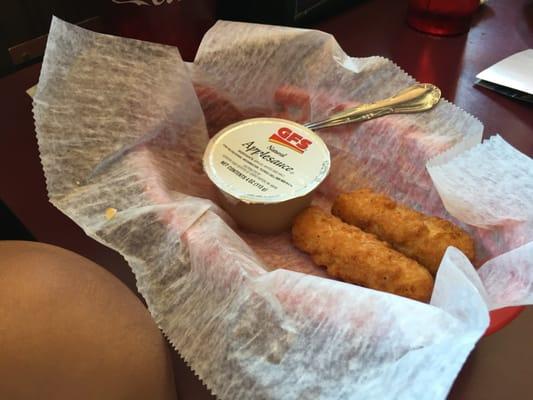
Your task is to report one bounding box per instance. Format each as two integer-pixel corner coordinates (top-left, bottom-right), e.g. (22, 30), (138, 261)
(32, 18), (531, 400)
(427, 135), (533, 310)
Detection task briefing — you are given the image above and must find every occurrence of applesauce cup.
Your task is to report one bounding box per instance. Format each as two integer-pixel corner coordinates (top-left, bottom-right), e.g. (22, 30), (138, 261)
(203, 118), (330, 234)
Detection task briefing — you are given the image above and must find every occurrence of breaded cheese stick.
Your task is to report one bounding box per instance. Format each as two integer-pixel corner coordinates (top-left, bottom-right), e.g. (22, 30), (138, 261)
(292, 206), (434, 302)
(332, 189), (475, 275)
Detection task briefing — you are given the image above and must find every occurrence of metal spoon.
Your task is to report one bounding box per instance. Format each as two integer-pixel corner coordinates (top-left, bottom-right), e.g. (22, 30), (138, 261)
(304, 83), (441, 131)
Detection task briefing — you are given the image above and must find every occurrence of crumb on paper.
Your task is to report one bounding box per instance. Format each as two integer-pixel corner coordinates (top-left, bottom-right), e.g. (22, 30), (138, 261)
(105, 207), (117, 220)
(26, 85), (37, 98)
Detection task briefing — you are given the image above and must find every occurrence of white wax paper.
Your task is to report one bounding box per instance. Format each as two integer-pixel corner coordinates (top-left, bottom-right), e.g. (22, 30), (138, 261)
(427, 135), (533, 310)
(33, 18), (532, 400)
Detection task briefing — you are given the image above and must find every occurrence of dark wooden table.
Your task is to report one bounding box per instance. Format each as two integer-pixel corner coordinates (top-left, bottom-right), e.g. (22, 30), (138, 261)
(1, 0), (531, 398)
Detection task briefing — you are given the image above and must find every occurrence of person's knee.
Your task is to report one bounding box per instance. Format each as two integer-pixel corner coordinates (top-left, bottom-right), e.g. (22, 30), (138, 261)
(0, 241), (176, 400)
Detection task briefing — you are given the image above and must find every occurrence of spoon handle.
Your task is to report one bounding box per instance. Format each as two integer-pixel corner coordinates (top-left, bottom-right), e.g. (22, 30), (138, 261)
(304, 83), (441, 131)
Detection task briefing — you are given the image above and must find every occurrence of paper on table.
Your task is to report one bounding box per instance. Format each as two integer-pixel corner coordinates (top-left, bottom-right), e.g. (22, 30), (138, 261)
(475, 49), (533, 102)
(33, 18), (531, 400)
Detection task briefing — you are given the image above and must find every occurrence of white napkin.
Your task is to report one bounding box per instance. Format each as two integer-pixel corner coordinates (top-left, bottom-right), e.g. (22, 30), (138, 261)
(475, 49), (533, 101)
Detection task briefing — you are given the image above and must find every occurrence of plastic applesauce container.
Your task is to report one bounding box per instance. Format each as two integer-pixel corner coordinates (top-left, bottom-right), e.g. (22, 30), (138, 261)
(203, 118), (331, 234)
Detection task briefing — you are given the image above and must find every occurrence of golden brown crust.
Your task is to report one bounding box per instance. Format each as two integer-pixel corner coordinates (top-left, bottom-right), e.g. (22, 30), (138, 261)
(332, 189), (476, 275)
(292, 206), (434, 302)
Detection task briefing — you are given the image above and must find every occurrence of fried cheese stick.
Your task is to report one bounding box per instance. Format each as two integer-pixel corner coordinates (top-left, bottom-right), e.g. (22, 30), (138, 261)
(332, 189), (475, 276)
(292, 206), (434, 302)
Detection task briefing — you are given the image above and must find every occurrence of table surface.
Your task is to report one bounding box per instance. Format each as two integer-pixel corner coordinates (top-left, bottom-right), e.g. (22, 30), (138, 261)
(1, 0), (532, 399)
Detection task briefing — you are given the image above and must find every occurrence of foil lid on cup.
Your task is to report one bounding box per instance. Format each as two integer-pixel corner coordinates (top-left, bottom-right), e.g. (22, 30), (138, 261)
(203, 118), (331, 205)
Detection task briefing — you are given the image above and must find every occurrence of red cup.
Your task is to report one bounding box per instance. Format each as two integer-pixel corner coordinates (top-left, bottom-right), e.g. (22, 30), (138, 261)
(406, 0), (479, 36)
(101, 0), (216, 61)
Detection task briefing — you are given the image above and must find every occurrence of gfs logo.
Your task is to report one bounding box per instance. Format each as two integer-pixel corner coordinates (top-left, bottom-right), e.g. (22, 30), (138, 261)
(269, 127), (313, 154)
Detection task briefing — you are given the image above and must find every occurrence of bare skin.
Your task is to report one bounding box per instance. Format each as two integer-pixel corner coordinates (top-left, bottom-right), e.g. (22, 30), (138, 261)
(0, 241), (177, 400)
